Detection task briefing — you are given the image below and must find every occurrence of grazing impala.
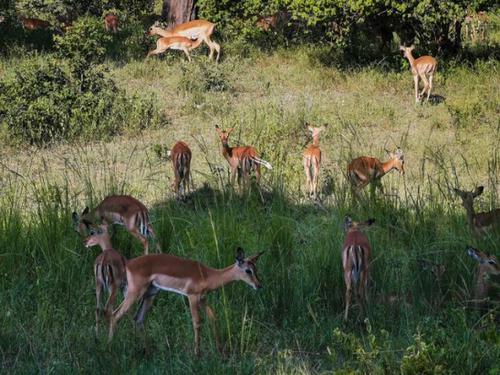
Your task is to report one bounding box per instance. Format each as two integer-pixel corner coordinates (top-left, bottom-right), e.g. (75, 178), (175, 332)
(19, 16), (50, 31)
(466, 246), (499, 305)
(83, 222), (127, 335)
(72, 195), (160, 254)
(167, 141), (192, 196)
(400, 45), (437, 103)
(104, 13), (118, 33)
(348, 148), (404, 199)
(108, 247), (264, 355)
(146, 35), (202, 61)
(214, 125), (272, 189)
(342, 216), (375, 320)
(303, 124), (325, 199)
(147, 20), (220, 62)
(453, 186), (499, 235)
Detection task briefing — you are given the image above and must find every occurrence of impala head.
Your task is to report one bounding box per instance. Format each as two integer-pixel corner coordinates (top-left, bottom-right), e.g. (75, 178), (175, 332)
(72, 207), (94, 236)
(386, 147), (405, 175)
(453, 186), (484, 209)
(344, 215), (375, 232)
(214, 125), (234, 147)
(399, 45), (415, 59)
(235, 247), (264, 290)
(83, 222), (110, 248)
(307, 124), (326, 138)
(467, 246), (500, 275)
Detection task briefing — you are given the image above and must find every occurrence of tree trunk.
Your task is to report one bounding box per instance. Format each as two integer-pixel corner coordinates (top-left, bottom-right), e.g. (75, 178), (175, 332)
(161, 0), (195, 27)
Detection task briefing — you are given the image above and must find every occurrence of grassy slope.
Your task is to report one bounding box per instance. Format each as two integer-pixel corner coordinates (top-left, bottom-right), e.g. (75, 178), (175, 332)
(0, 47), (499, 373)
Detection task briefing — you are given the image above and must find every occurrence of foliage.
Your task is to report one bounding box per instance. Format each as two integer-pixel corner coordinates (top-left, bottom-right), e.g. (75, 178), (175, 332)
(0, 56), (163, 145)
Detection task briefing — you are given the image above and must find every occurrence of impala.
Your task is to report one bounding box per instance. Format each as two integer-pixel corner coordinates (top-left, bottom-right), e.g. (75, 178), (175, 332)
(72, 195), (160, 254)
(104, 13), (118, 33)
(83, 222), (127, 335)
(19, 16), (50, 31)
(466, 246), (499, 305)
(303, 124), (325, 199)
(347, 147), (404, 199)
(108, 247), (264, 355)
(147, 20), (220, 62)
(342, 215), (375, 320)
(214, 125), (272, 189)
(453, 186), (499, 235)
(146, 35), (202, 61)
(256, 11), (291, 32)
(167, 141), (192, 196)
(400, 45), (437, 103)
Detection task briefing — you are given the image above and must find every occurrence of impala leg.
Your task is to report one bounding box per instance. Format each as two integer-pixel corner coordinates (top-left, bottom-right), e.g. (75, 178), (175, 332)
(104, 284), (119, 324)
(95, 272), (103, 336)
(419, 73), (429, 99)
(230, 167), (237, 188)
(413, 74), (420, 103)
(344, 278), (352, 321)
(128, 226), (149, 254)
(303, 157), (312, 197)
(312, 158), (320, 199)
(203, 36), (214, 60)
(213, 41), (221, 63)
(427, 73), (433, 101)
(188, 295), (202, 356)
(109, 287), (145, 342)
(182, 47), (192, 62)
(146, 47), (168, 58)
(201, 298), (221, 353)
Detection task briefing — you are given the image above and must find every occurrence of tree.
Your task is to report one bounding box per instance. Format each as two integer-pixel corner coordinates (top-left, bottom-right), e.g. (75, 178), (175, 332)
(161, 0), (196, 26)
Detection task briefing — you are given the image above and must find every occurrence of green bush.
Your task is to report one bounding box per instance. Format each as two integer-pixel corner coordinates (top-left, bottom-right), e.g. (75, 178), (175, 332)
(0, 56), (163, 146)
(179, 60), (233, 93)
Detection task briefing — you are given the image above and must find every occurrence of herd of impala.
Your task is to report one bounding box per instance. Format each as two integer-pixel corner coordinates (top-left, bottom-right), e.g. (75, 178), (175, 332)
(10, 9), (496, 356)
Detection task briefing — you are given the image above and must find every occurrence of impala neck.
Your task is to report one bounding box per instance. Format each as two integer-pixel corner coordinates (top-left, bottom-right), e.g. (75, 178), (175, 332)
(206, 265), (239, 292)
(463, 203), (476, 229)
(406, 51), (416, 69)
(191, 38), (203, 49)
(312, 135), (320, 147)
(221, 142), (232, 160)
(381, 159), (397, 176)
(98, 237), (113, 252)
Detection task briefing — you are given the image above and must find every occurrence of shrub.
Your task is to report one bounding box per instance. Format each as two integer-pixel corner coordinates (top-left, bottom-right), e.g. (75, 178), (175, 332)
(0, 56), (163, 146)
(179, 60), (233, 93)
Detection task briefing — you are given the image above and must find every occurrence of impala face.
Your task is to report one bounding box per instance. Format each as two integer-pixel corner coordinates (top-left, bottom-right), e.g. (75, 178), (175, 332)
(467, 246), (500, 274)
(388, 148), (405, 175)
(344, 215), (375, 232)
(236, 247), (263, 290)
(399, 45), (415, 59)
(72, 207), (94, 236)
(214, 125), (234, 147)
(83, 223), (107, 248)
(454, 186), (484, 209)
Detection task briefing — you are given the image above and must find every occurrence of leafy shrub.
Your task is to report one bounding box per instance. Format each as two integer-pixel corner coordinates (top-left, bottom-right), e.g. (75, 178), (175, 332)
(179, 61), (233, 93)
(0, 56), (163, 146)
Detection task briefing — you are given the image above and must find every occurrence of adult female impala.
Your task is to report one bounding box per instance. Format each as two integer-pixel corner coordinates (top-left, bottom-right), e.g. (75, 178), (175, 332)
(214, 125), (272, 189)
(347, 148), (404, 199)
(342, 216), (375, 320)
(303, 125), (325, 199)
(453, 186), (499, 235)
(400, 45), (437, 103)
(467, 246), (499, 305)
(147, 35), (203, 61)
(83, 222), (127, 335)
(147, 20), (220, 62)
(167, 141), (192, 196)
(72, 195), (160, 254)
(108, 247), (264, 356)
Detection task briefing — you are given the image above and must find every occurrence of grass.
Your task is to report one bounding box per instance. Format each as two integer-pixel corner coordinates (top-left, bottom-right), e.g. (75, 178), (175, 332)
(0, 43), (499, 373)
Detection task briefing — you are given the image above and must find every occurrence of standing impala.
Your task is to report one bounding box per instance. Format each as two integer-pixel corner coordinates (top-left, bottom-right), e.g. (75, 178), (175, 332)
(147, 20), (220, 62)
(83, 222), (127, 335)
(167, 141), (192, 196)
(453, 186), (499, 235)
(347, 148), (404, 199)
(400, 45), (437, 103)
(108, 247), (264, 356)
(19, 16), (50, 31)
(72, 195), (160, 254)
(467, 246), (499, 306)
(215, 125), (272, 189)
(342, 216), (375, 321)
(146, 35), (202, 61)
(303, 124), (325, 199)
(104, 13), (118, 33)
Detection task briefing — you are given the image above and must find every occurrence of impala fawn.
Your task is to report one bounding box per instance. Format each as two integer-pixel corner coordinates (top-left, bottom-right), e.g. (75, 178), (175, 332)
(467, 246), (499, 306)
(82, 222), (127, 335)
(303, 125), (325, 199)
(109, 247), (264, 355)
(400, 45), (437, 103)
(342, 215), (375, 320)
(453, 186), (499, 235)
(167, 141), (192, 197)
(348, 148), (404, 200)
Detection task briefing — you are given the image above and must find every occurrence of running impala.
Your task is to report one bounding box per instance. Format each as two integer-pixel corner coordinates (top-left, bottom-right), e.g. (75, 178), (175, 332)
(72, 195), (160, 254)
(167, 141), (192, 196)
(147, 20), (220, 62)
(467, 246), (499, 306)
(108, 247), (264, 356)
(83, 222), (127, 335)
(215, 125), (272, 189)
(146, 35), (202, 61)
(347, 148), (404, 199)
(400, 45), (437, 103)
(303, 124), (325, 199)
(454, 186), (499, 235)
(342, 216), (375, 320)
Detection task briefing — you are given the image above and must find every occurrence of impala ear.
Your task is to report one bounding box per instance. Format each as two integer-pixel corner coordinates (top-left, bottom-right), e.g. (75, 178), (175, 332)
(409, 45), (415, 51)
(72, 212), (80, 225)
(473, 186), (484, 197)
(236, 247), (245, 266)
(227, 127), (235, 135)
(247, 251), (265, 263)
(399, 45), (405, 51)
(467, 246), (480, 262)
(82, 206), (89, 216)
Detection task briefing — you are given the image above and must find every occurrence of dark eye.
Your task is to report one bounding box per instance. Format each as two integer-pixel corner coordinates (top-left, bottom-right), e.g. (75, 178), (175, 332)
(245, 269), (253, 275)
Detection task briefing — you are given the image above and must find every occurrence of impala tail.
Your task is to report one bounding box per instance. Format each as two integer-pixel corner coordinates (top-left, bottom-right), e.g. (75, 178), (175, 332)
(175, 152), (190, 179)
(347, 245), (364, 283)
(252, 156), (272, 170)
